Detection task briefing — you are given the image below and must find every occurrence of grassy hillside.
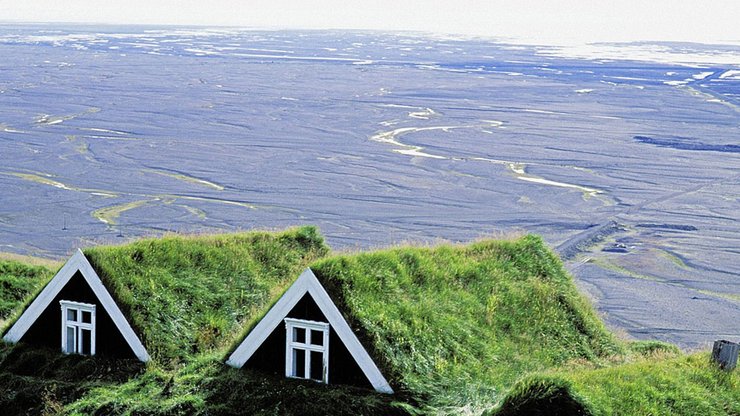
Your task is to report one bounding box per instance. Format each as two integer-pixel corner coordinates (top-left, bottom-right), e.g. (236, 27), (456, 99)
(494, 350), (739, 416)
(0, 229), (736, 415)
(310, 235), (622, 413)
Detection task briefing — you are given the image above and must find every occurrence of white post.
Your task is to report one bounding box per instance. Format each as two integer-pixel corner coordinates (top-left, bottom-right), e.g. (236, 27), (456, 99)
(60, 303), (66, 353)
(285, 321), (291, 378)
(90, 305), (97, 356)
(323, 327), (330, 384)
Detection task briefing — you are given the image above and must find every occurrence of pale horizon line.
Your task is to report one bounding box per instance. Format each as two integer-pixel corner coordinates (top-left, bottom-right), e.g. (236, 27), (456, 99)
(2, 19), (740, 49)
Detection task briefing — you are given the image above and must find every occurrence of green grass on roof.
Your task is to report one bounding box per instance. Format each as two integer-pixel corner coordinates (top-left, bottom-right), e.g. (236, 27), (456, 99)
(310, 234), (622, 413)
(0, 260), (53, 326)
(83, 226), (328, 363)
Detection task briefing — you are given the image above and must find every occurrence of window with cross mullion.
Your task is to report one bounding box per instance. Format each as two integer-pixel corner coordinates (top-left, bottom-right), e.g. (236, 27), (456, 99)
(60, 300), (96, 356)
(284, 318), (329, 383)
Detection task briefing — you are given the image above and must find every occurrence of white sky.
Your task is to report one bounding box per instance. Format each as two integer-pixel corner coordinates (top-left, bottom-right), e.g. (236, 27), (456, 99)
(1, 0), (740, 45)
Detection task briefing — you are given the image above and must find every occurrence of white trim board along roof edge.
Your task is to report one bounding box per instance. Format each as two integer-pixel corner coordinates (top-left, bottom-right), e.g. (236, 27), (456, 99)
(2, 249), (150, 362)
(226, 268), (393, 394)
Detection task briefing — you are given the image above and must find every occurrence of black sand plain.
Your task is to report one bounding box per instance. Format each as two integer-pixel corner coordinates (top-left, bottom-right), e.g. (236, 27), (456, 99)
(0, 25), (738, 349)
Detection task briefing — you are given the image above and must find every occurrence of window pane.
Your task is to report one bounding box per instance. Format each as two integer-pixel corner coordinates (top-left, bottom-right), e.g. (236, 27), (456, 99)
(310, 330), (324, 346)
(67, 309), (77, 322)
(292, 348), (305, 378)
(82, 311), (92, 324)
(81, 329), (92, 355)
(66, 326), (76, 353)
(293, 327), (305, 344)
(310, 351), (324, 381)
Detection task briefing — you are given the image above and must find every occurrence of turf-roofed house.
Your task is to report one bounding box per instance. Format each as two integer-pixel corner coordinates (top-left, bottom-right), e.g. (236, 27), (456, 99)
(2, 249), (149, 361)
(226, 268), (393, 393)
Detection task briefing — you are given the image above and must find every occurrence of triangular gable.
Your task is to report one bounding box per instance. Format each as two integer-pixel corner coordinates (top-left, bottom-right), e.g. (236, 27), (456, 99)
(2, 249), (150, 362)
(226, 268), (393, 393)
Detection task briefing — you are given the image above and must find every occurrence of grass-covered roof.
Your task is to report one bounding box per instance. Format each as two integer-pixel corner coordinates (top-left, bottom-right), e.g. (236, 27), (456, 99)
(0, 260), (53, 326)
(309, 234), (621, 412)
(81, 226), (329, 363)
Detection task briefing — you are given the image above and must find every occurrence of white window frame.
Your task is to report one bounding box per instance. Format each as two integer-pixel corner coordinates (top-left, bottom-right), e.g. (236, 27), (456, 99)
(60, 300), (96, 356)
(284, 318), (330, 383)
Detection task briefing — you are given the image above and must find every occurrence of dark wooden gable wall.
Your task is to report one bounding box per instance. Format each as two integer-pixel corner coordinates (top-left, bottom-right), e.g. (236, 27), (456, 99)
(244, 293), (373, 389)
(19, 271), (137, 359)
